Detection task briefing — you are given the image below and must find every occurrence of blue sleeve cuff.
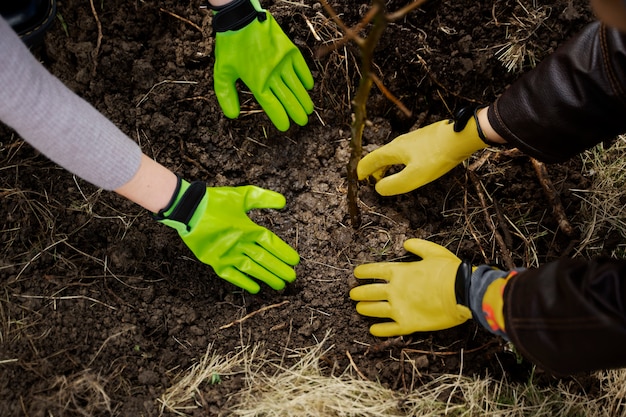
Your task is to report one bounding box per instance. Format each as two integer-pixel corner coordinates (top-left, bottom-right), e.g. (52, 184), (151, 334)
(468, 265), (526, 340)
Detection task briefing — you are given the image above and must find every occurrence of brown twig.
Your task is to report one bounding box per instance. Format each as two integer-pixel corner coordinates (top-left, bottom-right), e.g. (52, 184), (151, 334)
(159, 8), (203, 33)
(318, 0), (378, 48)
(89, 0), (102, 76)
(470, 153), (515, 248)
(386, 0), (428, 21)
(178, 137), (210, 174)
(370, 72), (412, 117)
(462, 183), (490, 261)
(346, 350), (369, 380)
(219, 300), (289, 330)
(467, 150), (492, 172)
(401, 340), (497, 357)
(530, 158), (576, 237)
(468, 170), (515, 269)
(414, 54), (479, 104)
(491, 194), (514, 248)
(315, 0), (382, 59)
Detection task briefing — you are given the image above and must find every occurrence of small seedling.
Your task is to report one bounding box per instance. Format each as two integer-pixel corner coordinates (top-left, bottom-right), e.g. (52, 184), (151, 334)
(56, 13), (69, 37)
(210, 372), (222, 385)
(318, 0), (424, 227)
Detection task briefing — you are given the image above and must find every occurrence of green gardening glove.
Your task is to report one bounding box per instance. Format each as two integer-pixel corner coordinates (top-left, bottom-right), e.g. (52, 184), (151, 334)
(156, 177), (300, 294)
(211, 0), (314, 131)
(350, 239), (472, 337)
(358, 107), (489, 196)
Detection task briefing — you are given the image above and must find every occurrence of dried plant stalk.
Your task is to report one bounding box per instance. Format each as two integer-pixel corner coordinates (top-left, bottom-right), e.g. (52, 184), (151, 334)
(320, 0), (423, 227)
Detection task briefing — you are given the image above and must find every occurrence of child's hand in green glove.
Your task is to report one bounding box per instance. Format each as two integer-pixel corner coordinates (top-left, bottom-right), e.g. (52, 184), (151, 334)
(156, 178), (299, 294)
(211, 0), (314, 131)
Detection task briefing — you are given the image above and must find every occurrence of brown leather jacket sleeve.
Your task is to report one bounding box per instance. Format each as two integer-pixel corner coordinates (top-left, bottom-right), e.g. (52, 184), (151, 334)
(504, 258), (626, 375)
(487, 22), (626, 163)
(489, 22), (626, 375)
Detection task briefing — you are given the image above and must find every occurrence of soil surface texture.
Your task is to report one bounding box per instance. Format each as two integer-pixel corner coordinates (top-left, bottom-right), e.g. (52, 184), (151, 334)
(0, 0), (601, 415)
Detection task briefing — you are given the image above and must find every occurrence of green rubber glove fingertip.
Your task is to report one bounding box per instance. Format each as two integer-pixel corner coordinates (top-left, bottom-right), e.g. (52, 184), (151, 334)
(214, 79), (241, 119)
(287, 251), (300, 267)
(282, 257), (299, 286)
(218, 98), (241, 120)
(239, 279), (261, 294)
(265, 105), (290, 132)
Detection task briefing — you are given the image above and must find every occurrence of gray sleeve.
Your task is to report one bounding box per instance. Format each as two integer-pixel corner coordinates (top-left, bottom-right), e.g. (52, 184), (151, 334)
(0, 16), (142, 191)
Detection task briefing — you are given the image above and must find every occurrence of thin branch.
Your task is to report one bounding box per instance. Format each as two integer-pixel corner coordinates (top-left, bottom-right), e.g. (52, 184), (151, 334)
(370, 72), (412, 117)
(14, 294), (117, 310)
(346, 350), (369, 380)
(402, 340), (496, 357)
(415, 54), (479, 104)
(219, 301), (290, 330)
(314, 3), (383, 58)
(530, 157), (576, 237)
(159, 8), (203, 33)
(89, 0), (103, 75)
(468, 170), (515, 269)
(318, 0), (373, 48)
(386, 0), (428, 21)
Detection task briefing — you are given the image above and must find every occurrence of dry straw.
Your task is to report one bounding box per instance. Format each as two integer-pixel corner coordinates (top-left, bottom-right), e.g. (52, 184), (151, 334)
(156, 332), (626, 417)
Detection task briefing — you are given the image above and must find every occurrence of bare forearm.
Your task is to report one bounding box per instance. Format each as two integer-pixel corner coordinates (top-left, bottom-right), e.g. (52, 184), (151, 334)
(476, 107), (506, 145)
(115, 154), (178, 213)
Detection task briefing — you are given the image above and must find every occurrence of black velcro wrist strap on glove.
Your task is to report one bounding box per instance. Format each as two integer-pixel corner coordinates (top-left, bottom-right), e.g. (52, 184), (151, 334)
(205, 0), (266, 32)
(453, 105), (488, 141)
(453, 105), (506, 147)
(154, 179), (206, 229)
(454, 260), (473, 307)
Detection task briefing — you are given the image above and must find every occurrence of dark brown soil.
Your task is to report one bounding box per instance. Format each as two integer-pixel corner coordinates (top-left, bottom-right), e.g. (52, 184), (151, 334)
(0, 0), (601, 415)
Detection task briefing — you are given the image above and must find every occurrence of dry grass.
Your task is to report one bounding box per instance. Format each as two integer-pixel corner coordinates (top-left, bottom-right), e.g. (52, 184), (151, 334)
(37, 370), (113, 416)
(158, 343), (261, 415)
(305, 6), (358, 123)
(155, 332), (626, 417)
(573, 135), (626, 258)
(494, 0), (551, 73)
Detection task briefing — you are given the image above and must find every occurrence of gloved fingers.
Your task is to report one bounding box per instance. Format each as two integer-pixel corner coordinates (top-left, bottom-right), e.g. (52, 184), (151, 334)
(354, 300), (392, 318)
(354, 262), (394, 281)
(241, 241), (298, 282)
(235, 254), (288, 290)
(290, 49), (314, 91)
(403, 238), (455, 260)
(282, 53), (314, 116)
(349, 283), (388, 302)
(255, 232), (300, 267)
(254, 89), (291, 132)
(278, 68), (313, 125)
(213, 70), (241, 119)
(373, 167), (423, 196)
(357, 149), (406, 181)
(370, 166), (389, 183)
(369, 321), (408, 338)
(269, 76), (309, 127)
(217, 266), (261, 294)
(241, 186), (287, 211)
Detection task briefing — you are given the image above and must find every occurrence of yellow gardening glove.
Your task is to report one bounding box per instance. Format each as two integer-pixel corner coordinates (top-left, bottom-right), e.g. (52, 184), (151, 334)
(350, 239), (472, 337)
(358, 110), (488, 196)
